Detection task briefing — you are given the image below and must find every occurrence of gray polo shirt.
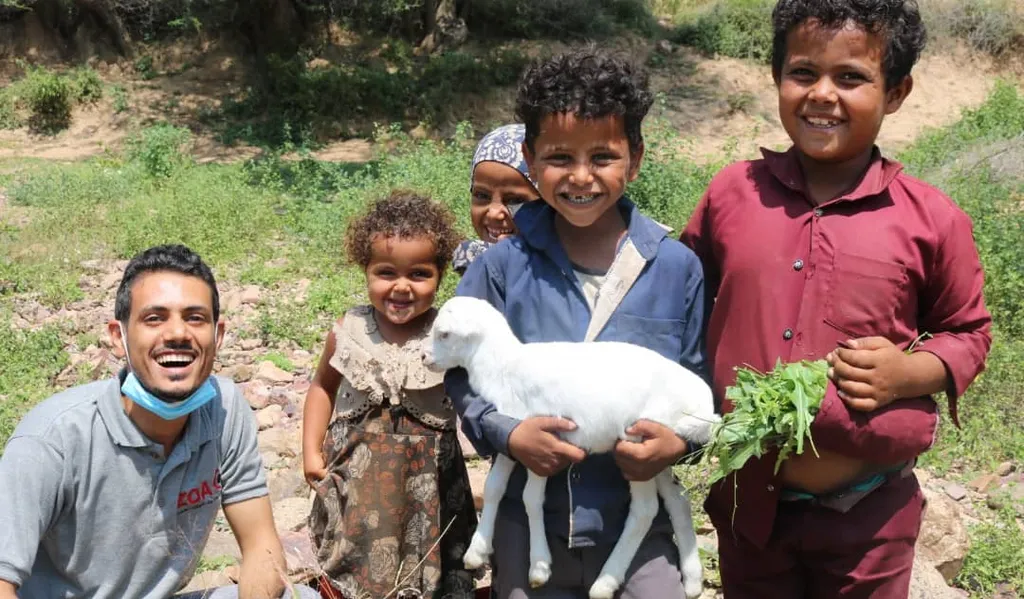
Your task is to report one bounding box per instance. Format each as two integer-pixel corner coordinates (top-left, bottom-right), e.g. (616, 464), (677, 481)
(0, 374), (268, 599)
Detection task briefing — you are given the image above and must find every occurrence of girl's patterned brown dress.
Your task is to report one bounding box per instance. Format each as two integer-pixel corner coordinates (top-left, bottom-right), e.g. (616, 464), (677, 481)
(308, 305), (478, 599)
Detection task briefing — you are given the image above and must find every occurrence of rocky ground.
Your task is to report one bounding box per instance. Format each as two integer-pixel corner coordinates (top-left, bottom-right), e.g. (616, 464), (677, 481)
(8, 258), (1022, 598)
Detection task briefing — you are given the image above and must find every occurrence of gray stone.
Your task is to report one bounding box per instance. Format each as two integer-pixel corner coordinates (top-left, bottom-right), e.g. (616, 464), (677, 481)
(256, 404), (284, 430)
(996, 461), (1015, 477)
(918, 487), (970, 582)
(256, 361), (293, 384)
(273, 496), (313, 533)
(908, 556), (966, 599)
(943, 483), (968, 502)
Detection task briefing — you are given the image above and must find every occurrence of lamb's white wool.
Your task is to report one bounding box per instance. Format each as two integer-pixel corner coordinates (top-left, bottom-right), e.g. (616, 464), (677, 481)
(425, 296), (718, 599)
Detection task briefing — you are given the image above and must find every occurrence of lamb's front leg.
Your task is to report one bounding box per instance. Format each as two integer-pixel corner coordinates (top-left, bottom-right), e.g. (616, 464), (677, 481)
(655, 470), (703, 598)
(589, 479), (658, 599)
(463, 453), (516, 569)
(523, 469), (552, 587)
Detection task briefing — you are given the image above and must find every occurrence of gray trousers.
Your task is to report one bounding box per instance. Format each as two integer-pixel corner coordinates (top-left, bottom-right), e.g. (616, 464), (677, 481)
(175, 584), (321, 599)
(491, 513), (686, 599)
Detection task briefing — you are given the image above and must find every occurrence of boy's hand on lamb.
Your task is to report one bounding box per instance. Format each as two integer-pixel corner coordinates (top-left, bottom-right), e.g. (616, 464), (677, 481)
(826, 337), (909, 411)
(613, 420), (688, 481)
(508, 416), (586, 477)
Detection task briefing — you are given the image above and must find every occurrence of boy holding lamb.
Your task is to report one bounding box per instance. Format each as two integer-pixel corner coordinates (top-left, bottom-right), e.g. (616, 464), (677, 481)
(446, 49), (709, 598)
(681, 0), (992, 597)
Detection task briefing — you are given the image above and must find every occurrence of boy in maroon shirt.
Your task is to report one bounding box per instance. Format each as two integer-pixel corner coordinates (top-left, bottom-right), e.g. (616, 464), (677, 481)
(681, 0), (992, 597)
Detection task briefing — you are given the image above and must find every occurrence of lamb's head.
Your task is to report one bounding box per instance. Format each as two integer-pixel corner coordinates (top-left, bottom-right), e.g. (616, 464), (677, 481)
(423, 296), (509, 371)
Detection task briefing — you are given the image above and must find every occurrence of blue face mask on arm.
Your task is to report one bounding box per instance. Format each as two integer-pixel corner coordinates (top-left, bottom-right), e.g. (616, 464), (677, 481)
(118, 322), (218, 420)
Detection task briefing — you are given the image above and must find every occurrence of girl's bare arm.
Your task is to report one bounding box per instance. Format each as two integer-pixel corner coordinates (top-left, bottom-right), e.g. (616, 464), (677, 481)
(302, 319), (344, 483)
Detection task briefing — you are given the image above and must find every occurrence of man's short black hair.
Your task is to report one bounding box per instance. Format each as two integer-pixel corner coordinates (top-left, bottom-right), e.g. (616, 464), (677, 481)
(114, 244), (219, 323)
(771, 0), (927, 90)
(515, 47), (654, 153)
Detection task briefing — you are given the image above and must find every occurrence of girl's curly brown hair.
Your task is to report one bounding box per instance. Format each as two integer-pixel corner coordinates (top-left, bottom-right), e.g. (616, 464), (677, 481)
(345, 190), (463, 275)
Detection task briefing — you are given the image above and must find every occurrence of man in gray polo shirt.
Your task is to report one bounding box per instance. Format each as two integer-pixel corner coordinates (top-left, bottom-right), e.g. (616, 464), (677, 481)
(0, 245), (318, 599)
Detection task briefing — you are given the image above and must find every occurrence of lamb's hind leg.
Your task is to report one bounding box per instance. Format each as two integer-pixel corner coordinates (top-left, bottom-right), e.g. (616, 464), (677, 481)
(589, 479), (658, 599)
(655, 470), (703, 599)
(464, 454), (516, 569)
(523, 469), (553, 587)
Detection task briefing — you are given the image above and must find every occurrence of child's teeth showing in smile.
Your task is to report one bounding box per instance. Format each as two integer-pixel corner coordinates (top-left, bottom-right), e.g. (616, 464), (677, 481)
(560, 193), (599, 205)
(804, 116), (841, 129)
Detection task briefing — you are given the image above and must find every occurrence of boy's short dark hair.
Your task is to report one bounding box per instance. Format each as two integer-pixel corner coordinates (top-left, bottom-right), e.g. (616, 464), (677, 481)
(345, 190), (463, 276)
(771, 0), (927, 90)
(515, 48), (654, 153)
(115, 244), (219, 323)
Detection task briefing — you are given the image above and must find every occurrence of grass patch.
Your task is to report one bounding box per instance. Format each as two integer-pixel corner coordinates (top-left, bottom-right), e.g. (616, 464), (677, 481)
(672, 0), (774, 63)
(468, 0), (657, 39)
(923, 0), (1024, 59)
(0, 317), (69, 452)
(955, 507), (1024, 595)
(212, 48), (529, 148)
(195, 554), (237, 574)
(261, 351), (295, 372)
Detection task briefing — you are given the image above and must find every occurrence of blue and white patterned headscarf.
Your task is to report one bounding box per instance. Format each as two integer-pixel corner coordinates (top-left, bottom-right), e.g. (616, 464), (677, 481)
(471, 123), (533, 189)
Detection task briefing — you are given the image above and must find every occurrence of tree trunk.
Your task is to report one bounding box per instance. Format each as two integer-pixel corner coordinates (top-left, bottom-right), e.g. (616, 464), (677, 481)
(74, 0), (132, 57)
(417, 0), (466, 55)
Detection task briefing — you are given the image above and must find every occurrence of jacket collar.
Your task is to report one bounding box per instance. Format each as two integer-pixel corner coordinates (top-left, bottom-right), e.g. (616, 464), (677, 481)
(514, 196), (667, 271)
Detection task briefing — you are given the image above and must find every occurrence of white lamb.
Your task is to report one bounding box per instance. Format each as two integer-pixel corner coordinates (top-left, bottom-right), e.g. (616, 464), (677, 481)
(423, 296), (718, 599)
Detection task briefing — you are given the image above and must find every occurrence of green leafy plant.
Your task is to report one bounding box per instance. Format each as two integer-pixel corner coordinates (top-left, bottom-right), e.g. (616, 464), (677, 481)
(111, 84), (130, 114)
(71, 67), (104, 105)
(22, 66), (73, 134)
(675, 0), (775, 62)
(126, 123), (193, 178)
(702, 359), (829, 484)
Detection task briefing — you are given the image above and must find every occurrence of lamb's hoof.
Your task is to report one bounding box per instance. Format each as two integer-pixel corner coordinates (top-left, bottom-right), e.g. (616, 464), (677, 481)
(588, 574), (621, 599)
(462, 535), (492, 570)
(683, 577), (703, 599)
(528, 561), (551, 588)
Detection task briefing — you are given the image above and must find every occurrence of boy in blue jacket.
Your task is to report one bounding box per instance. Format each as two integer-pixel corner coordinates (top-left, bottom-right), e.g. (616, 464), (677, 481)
(446, 48), (709, 598)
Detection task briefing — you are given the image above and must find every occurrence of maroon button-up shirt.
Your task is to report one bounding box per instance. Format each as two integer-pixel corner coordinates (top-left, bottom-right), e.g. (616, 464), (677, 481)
(681, 147), (992, 548)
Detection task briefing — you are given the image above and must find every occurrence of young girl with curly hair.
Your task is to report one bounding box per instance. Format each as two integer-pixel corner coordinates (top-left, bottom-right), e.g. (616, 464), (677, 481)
(303, 191), (478, 599)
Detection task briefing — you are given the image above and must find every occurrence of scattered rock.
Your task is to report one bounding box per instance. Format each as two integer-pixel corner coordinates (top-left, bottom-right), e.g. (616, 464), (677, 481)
(280, 530), (318, 577)
(241, 383), (272, 410)
(918, 487), (970, 582)
(240, 285), (262, 305)
(908, 555), (968, 599)
(222, 291), (242, 313)
(656, 39), (676, 55)
(256, 404), (284, 430)
(225, 364), (253, 383)
(943, 482), (968, 502)
(256, 361), (294, 384)
(100, 271), (122, 290)
(968, 473), (999, 493)
(410, 123), (430, 140)
(268, 468), (308, 503)
(240, 338), (263, 351)
(290, 349), (313, 369)
(179, 569), (234, 593)
(273, 496), (313, 532)
(258, 425), (300, 458)
(996, 461), (1015, 477)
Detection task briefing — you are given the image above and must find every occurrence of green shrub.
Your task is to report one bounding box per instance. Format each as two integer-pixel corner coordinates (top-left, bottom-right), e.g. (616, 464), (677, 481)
(22, 66), (73, 134)
(925, 0), (1024, 58)
(71, 67), (104, 105)
(217, 48), (528, 148)
(111, 84), (130, 114)
(126, 123), (194, 178)
(899, 80), (1024, 172)
(675, 0), (775, 62)
(468, 0), (656, 39)
(0, 91), (19, 130)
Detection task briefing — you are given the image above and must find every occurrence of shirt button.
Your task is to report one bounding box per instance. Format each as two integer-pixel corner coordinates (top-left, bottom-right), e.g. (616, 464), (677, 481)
(571, 471), (581, 482)
(783, 328), (794, 340)
(814, 208), (824, 217)
(793, 259), (804, 271)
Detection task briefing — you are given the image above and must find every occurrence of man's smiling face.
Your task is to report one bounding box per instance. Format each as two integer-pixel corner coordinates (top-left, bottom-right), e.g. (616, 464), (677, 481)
(111, 271), (224, 401)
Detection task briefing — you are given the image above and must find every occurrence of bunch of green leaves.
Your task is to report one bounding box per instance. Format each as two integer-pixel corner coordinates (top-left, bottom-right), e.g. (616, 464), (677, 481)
(702, 359), (829, 483)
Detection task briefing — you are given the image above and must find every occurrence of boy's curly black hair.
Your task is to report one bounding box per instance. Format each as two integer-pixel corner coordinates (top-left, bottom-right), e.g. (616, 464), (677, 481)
(515, 47), (654, 153)
(771, 0), (927, 90)
(345, 190), (463, 275)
